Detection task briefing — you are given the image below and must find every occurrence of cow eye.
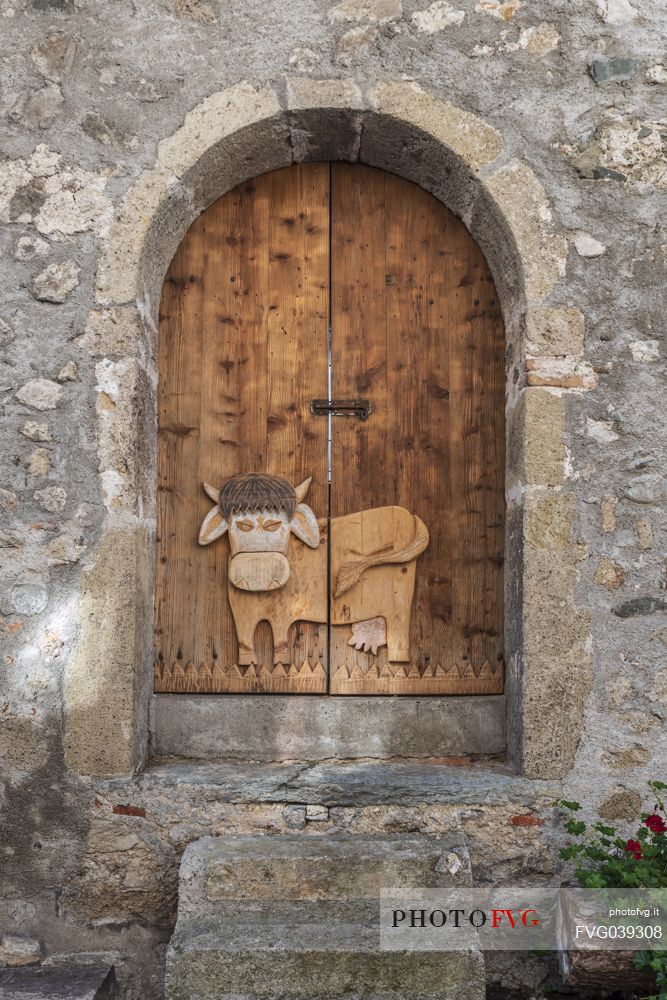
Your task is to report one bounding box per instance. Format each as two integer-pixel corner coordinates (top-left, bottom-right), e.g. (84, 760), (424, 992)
(237, 520), (254, 532)
(263, 519), (282, 532)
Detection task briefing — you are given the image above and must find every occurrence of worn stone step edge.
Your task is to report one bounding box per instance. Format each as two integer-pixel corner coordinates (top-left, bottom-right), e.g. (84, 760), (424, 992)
(166, 916), (484, 1000)
(99, 760), (560, 809)
(168, 903), (481, 951)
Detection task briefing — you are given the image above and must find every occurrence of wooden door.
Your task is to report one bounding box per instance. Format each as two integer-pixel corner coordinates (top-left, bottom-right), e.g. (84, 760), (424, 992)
(154, 164), (330, 693)
(154, 163), (505, 696)
(329, 165), (504, 694)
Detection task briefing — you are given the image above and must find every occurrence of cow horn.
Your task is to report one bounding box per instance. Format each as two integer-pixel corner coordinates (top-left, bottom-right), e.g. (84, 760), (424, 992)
(203, 482), (220, 503)
(294, 476), (312, 503)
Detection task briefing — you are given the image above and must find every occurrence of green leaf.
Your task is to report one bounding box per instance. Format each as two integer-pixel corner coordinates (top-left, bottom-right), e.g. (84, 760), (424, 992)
(565, 820), (587, 836)
(583, 872), (608, 888)
(559, 845), (585, 860)
(558, 799), (582, 812)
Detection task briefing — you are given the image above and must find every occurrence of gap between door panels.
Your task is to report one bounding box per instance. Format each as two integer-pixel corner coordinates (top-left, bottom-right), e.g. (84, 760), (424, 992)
(326, 161), (333, 694)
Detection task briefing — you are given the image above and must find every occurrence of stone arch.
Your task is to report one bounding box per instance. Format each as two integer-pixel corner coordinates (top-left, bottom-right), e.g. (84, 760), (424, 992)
(64, 79), (592, 780)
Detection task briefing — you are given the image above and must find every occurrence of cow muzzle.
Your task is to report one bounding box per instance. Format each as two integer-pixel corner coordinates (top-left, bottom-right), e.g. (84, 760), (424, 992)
(228, 552), (291, 592)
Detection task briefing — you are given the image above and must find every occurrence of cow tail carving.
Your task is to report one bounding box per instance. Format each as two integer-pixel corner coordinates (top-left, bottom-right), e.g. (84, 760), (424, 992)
(333, 515), (429, 598)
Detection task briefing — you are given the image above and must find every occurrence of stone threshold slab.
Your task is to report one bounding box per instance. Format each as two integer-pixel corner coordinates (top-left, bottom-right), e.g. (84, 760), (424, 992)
(99, 760), (560, 808)
(151, 694), (506, 762)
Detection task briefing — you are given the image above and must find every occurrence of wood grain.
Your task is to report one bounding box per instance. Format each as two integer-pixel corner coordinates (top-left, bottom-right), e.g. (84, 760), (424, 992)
(329, 506), (427, 666)
(155, 164), (329, 692)
(328, 164), (504, 695)
(155, 162), (505, 696)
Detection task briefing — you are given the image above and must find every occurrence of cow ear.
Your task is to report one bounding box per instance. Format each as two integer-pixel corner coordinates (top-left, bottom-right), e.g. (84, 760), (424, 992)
(289, 503), (320, 548)
(199, 506), (228, 545)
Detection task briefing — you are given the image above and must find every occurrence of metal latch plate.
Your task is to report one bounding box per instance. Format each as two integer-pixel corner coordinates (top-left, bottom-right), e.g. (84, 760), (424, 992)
(310, 398), (372, 420)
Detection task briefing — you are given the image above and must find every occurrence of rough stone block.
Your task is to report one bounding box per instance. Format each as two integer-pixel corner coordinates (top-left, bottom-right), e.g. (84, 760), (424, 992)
(485, 160), (567, 303)
(64, 528), (152, 776)
(158, 82), (282, 179)
(31, 260), (79, 303)
(157, 83), (291, 215)
(283, 804), (306, 829)
(521, 493), (592, 778)
(80, 307), (147, 360)
(286, 79), (363, 161)
(371, 82), (502, 173)
(291, 108), (362, 162)
(286, 77), (363, 112)
(96, 166), (191, 307)
(0, 962), (116, 999)
(361, 83), (505, 244)
(571, 119), (664, 187)
(305, 803), (329, 822)
(178, 833), (472, 913)
(525, 357), (598, 389)
(360, 109), (478, 226)
(95, 357), (154, 516)
(15, 379), (63, 411)
(521, 388), (565, 487)
(0, 936), (42, 967)
(588, 57), (639, 84)
(525, 307), (585, 357)
(183, 118), (293, 217)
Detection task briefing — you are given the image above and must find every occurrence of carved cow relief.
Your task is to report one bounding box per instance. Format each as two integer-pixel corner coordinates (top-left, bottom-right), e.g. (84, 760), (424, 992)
(154, 162), (505, 695)
(198, 473), (429, 672)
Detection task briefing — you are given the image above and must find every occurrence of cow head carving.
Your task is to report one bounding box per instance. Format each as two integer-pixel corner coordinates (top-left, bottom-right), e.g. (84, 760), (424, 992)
(198, 473), (320, 592)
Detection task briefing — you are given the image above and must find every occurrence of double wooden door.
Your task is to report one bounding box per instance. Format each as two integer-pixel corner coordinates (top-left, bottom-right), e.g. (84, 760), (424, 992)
(154, 163), (505, 695)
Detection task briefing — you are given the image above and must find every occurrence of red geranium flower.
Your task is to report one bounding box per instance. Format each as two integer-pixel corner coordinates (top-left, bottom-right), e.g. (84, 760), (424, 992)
(626, 838), (643, 860)
(644, 814), (667, 834)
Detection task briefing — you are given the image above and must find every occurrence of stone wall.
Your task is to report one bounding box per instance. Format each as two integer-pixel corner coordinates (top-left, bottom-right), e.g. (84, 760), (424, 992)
(0, 0), (665, 996)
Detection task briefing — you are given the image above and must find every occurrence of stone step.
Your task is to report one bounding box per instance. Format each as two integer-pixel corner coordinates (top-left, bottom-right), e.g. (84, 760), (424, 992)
(0, 963), (116, 1000)
(166, 834), (484, 1000)
(167, 903), (483, 1000)
(178, 832), (472, 913)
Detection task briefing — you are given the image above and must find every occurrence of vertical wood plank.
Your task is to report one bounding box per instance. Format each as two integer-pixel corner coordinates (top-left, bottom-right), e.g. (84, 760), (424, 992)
(448, 218), (506, 685)
(155, 164), (330, 693)
(155, 226), (206, 686)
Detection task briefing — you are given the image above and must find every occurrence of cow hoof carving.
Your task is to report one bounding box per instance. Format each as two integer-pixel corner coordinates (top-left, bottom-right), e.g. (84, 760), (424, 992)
(199, 473), (429, 666)
(348, 617), (387, 656)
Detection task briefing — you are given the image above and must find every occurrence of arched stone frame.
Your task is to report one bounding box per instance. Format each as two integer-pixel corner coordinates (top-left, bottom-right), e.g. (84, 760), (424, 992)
(63, 79), (594, 780)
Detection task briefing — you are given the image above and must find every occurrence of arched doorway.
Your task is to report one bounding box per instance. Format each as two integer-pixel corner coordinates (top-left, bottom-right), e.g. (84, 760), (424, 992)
(154, 162), (505, 697)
